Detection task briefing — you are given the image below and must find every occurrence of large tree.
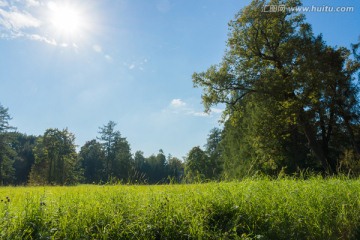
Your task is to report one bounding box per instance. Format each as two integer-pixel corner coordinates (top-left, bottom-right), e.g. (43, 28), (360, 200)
(193, 0), (360, 175)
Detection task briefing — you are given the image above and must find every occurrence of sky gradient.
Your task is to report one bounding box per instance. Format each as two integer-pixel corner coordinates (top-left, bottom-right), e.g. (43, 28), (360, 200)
(1, 0), (359, 159)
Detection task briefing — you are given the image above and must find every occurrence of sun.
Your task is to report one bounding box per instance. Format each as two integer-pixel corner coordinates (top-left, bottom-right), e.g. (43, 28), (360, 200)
(52, 7), (80, 33)
(48, 2), (86, 39)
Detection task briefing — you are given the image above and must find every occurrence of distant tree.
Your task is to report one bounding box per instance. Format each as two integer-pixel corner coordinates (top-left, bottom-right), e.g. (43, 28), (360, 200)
(134, 150), (146, 171)
(0, 103), (16, 185)
(167, 155), (184, 183)
(79, 139), (105, 183)
(112, 135), (133, 181)
(204, 128), (223, 179)
(97, 121), (133, 182)
(29, 128), (79, 185)
(98, 121), (120, 179)
(185, 146), (210, 182)
(10, 132), (37, 185)
(132, 150), (147, 183)
(142, 150), (165, 183)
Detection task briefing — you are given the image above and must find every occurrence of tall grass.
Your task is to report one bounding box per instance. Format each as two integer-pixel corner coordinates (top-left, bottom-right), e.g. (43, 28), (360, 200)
(0, 177), (359, 239)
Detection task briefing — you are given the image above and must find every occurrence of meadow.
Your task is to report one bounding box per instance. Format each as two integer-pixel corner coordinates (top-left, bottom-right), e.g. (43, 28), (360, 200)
(1, 178), (360, 239)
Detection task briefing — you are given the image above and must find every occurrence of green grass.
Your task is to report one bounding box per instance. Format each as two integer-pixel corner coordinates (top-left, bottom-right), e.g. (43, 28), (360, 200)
(1, 178), (360, 239)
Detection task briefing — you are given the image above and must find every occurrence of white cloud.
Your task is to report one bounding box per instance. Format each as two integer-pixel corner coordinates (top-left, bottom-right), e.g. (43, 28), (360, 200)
(47, 1), (57, 11)
(92, 44), (114, 62)
(28, 34), (56, 45)
(123, 58), (149, 71)
(210, 108), (224, 114)
(0, 8), (41, 30)
(192, 111), (209, 117)
(25, 0), (40, 7)
(92, 44), (102, 53)
(0, 1), (94, 48)
(0, 3), (58, 46)
(167, 99), (224, 118)
(170, 99), (186, 108)
(0, 1), (8, 7)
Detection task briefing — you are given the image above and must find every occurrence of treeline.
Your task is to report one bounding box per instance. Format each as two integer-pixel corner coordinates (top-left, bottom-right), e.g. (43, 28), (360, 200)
(0, 104), (222, 185)
(0, 109), (188, 185)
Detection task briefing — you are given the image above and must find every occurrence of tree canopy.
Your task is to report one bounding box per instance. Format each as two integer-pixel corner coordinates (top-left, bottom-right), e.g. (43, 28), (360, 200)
(193, 0), (360, 177)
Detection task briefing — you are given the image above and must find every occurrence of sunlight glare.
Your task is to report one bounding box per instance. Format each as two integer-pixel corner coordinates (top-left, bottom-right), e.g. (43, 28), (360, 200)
(49, 2), (86, 38)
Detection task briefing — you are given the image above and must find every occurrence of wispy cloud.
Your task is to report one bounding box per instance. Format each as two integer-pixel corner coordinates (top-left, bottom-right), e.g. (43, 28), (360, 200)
(28, 33), (56, 45)
(0, 0), (59, 45)
(25, 0), (40, 7)
(124, 58), (149, 71)
(129, 63), (135, 70)
(0, 1), (8, 7)
(92, 43), (114, 62)
(105, 54), (113, 62)
(0, 8), (41, 30)
(0, 0), (88, 49)
(210, 108), (224, 114)
(167, 98), (223, 117)
(92, 44), (102, 53)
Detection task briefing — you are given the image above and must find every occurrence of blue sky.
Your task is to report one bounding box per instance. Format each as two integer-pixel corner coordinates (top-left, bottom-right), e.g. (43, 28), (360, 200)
(0, 0), (359, 159)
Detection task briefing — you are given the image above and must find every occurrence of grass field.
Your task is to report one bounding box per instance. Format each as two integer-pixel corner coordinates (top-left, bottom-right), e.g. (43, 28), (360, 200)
(1, 177), (360, 239)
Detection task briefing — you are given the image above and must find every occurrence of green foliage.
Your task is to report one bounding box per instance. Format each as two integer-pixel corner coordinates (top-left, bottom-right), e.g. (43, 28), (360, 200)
(132, 151), (185, 184)
(97, 121), (133, 182)
(141, 150), (168, 183)
(205, 128), (224, 179)
(338, 149), (360, 177)
(10, 133), (37, 185)
(0, 179), (360, 239)
(29, 128), (80, 185)
(185, 128), (225, 182)
(167, 155), (184, 183)
(0, 103), (16, 185)
(221, 95), (317, 179)
(78, 139), (105, 183)
(193, 0), (360, 176)
(185, 146), (211, 182)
